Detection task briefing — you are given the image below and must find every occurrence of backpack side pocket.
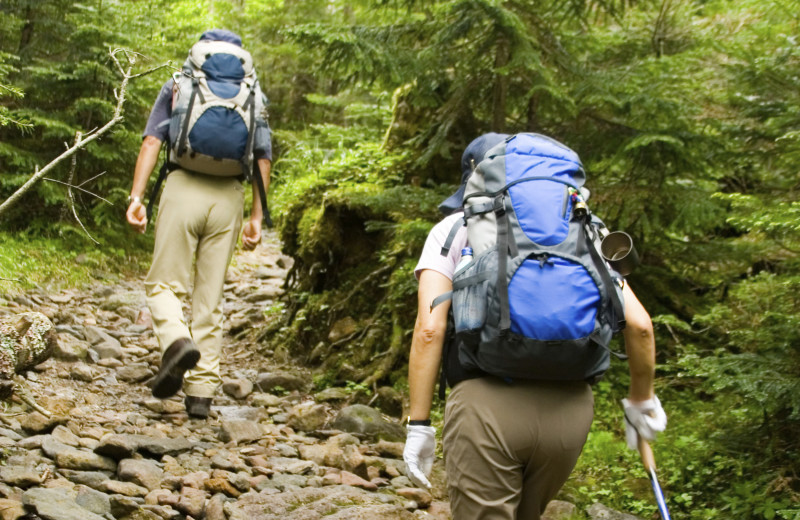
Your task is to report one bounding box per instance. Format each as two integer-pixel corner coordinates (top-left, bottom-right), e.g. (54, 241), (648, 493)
(451, 248), (495, 334)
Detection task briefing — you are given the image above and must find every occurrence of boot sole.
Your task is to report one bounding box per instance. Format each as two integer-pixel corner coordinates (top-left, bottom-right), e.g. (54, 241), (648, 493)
(151, 347), (201, 399)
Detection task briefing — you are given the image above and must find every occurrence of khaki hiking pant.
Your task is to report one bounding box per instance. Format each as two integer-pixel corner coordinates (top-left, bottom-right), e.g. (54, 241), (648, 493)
(145, 169), (244, 398)
(443, 377), (594, 520)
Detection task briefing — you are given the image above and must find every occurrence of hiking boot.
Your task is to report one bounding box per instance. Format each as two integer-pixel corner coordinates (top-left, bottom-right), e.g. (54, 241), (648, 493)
(185, 396), (212, 418)
(150, 338), (200, 399)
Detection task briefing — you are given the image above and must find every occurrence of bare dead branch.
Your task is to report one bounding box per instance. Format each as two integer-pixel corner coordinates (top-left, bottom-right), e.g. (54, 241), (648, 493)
(43, 177), (113, 205)
(0, 49), (170, 220)
(61, 131), (100, 244)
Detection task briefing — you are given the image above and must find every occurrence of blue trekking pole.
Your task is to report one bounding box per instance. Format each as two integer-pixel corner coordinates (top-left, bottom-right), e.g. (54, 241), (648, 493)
(639, 439), (672, 520)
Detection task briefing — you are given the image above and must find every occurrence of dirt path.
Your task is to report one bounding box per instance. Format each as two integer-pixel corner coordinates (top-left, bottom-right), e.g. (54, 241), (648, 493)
(0, 230), (450, 520)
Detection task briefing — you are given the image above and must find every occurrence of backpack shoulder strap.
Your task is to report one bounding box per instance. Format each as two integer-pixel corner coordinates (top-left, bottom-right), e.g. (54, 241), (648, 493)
(146, 142), (172, 222)
(439, 216), (465, 257)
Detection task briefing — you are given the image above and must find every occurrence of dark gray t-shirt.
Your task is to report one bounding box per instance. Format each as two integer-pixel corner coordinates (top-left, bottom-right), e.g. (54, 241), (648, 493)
(142, 78), (272, 161)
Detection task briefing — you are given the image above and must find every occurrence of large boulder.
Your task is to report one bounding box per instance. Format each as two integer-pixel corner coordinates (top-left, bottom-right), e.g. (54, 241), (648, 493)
(0, 312), (57, 395)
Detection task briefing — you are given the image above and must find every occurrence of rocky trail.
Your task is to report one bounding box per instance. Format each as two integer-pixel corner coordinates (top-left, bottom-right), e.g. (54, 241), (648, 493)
(0, 231), (643, 520)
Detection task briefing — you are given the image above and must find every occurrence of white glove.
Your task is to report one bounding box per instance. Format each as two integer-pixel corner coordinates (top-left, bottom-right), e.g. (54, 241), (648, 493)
(403, 424), (436, 489)
(622, 395), (667, 450)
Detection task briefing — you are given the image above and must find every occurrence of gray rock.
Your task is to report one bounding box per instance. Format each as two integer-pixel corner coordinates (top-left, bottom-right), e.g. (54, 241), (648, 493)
(69, 363), (94, 382)
(0, 465), (42, 488)
(222, 378), (254, 400)
(100, 291), (146, 312)
(18, 411), (67, 434)
(83, 326), (117, 346)
(255, 371), (310, 393)
(75, 484), (111, 516)
(314, 387), (351, 402)
(257, 473), (308, 492)
(243, 285), (282, 303)
(44, 436), (117, 471)
(215, 405), (266, 422)
(396, 487), (432, 508)
(109, 493), (144, 518)
(226, 485), (416, 520)
(95, 434), (140, 459)
(54, 333), (91, 361)
(0, 498), (24, 520)
(95, 434), (192, 459)
(116, 363), (153, 383)
(254, 267), (285, 279)
(90, 338), (123, 360)
(205, 494), (226, 520)
(542, 500), (578, 519)
(219, 420), (263, 444)
(51, 425), (81, 446)
(586, 503), (645, 520)
(273, 442), (299, 458)
(373, 440), (405, 459)
(330, 405), (405, 442)
(104, 479), (150, 497)
(118, 458), (164, 491)
(22, 487), (107, 520)
(390, 476), (413, 488)
(58, 469), (113, 490)
(210, 451), (249, 473)
(175, 486), (207, 518)
(286, 402), (328, 432)
(268, 457), (318, 475)
(0, 427), (22, 441)
(141, 504), (181, 519)
(138, 436), (193, 458)
(249, 393), (282, 408)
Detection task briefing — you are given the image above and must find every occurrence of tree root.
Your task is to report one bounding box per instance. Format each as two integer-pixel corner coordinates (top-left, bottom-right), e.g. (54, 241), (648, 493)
(360, 312), (406, 388)
(13, 376), (51, 417)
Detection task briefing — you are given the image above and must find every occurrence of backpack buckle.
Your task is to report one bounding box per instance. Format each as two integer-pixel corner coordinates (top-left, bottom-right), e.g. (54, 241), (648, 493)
(493, 194), (505, 216)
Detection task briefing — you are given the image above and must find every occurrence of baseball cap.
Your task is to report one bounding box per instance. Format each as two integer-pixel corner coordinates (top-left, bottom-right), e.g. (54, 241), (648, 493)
(438, 132), (509, 215)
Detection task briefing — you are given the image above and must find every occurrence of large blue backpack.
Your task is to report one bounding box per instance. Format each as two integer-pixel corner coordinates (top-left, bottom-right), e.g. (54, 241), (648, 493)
(437, 133), (626, 384)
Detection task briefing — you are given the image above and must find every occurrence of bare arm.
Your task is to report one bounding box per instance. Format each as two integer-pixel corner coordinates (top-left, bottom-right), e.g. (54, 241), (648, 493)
(242, 158), (271, 250)
(126, 135), (163, 233)
(622, 282), (656, 402)
(408, 269), (452, 421)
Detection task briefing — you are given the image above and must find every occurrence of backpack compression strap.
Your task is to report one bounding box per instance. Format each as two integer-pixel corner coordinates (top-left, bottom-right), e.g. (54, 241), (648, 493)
(493, 194), (513, 331)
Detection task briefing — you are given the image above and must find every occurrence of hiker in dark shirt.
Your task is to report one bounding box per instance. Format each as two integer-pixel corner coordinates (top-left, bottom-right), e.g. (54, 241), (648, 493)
(403, 133), (667, 519)
(125, 29), (272, 419)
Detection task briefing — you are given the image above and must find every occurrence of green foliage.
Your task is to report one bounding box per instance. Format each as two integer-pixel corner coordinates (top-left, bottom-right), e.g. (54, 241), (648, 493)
(0, 231), (149, 294)
(2, 0), (800, 517)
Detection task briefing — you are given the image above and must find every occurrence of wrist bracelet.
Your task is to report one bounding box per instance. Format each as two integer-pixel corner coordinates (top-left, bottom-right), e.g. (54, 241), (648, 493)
(127, 195), (142, 205)
(407, 418), (431, 426)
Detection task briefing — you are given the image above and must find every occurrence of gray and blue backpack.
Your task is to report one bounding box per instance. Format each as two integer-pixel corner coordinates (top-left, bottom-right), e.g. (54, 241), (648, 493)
(437, 133), (626, 389)
(148, 39), (272, 225)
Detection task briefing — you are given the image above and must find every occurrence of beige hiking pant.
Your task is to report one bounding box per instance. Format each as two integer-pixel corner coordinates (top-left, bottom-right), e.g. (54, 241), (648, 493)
(443, 377), (594, 520)
(145, 169), (244, 398)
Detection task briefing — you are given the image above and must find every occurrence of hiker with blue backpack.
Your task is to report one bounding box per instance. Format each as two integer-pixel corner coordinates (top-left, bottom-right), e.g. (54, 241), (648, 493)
(125, 29), (272, 418)
(403, 133), (667, 519)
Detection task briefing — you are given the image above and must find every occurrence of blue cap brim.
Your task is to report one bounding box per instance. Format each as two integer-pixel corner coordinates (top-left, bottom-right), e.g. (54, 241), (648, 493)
(438, 184), (467, 215)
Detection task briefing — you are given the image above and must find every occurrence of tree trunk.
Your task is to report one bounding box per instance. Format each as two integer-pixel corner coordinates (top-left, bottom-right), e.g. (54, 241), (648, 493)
(492, 37), (509, 132)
